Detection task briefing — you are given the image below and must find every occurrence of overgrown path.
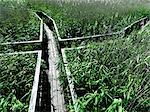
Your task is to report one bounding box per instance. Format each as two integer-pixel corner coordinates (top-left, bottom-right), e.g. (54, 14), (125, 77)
(36, 11), (150, 112)
(36, 12), (66, 112)
(0, 11), (150, 112)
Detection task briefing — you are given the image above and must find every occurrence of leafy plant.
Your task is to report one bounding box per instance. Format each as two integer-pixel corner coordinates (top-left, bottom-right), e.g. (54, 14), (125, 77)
(0, 0), (40, 43)
(0, 54), (37, 111)
(26, 0), (150, 38)
(65, 24), (150, 111)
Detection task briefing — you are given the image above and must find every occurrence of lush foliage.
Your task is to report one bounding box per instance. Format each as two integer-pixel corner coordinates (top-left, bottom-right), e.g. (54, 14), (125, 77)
(0, 54), (37, 111)
(26, 0), (150, 38)
(0, 0), (150, 112)
(65, 24), (150, 111)
(0, 1), (41, 112)
(0, 1), (40, 43)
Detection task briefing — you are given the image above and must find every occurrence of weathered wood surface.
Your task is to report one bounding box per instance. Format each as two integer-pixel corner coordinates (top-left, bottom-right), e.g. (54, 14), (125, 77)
(61, 48), (78, 112)
(29, 51), (42, 112)
(0, 50), (40, 56)
(44, 24), (66, 112)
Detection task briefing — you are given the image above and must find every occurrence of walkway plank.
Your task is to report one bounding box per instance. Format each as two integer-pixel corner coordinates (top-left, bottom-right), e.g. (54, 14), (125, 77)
(44, 24), (66, 112)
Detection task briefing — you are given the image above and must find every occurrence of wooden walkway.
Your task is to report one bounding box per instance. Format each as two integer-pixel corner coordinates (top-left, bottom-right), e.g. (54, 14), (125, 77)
(44, 24), (66, 112)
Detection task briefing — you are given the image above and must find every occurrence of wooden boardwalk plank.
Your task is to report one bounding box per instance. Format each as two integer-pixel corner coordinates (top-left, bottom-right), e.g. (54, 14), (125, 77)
(44, 24), (66, 112)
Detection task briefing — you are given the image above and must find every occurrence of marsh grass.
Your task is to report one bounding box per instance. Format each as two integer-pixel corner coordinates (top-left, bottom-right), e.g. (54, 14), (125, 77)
(0, 0), (40, 43)
(0, 54), (37, 111)
(65, 24), (150, 111)
(0, 0), (150, 111)
(26, 0), (150, 38)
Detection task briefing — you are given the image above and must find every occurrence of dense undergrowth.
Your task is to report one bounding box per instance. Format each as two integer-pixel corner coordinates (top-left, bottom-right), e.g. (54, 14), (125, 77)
(27, 0), (150, 111)
(0, 54), (37, 111)
(26, 0), (150, 38)
(0, 1), (40, 43)
(0, 1), (40, 112)
(0, 0), (150, 111)
(65, 24), (150, 112)
(1, 0), (149, 40)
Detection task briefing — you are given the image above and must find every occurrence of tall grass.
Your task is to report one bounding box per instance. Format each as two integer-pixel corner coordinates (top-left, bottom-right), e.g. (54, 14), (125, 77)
(0, 0), (150, 111)
(0, 0), (40, 43)
(65, 24), (150, 112)
(25, 0), (150, 38)
(0, 54), (37, 111)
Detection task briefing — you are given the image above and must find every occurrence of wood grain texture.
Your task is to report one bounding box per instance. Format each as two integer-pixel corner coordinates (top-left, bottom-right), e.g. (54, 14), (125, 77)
(44, 24), (66, 112)
(29, 51), (42, 112)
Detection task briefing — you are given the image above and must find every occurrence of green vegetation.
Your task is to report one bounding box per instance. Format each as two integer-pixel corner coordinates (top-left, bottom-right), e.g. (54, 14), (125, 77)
(26, 0), (150, 38)
(0, 54), (37, 111)
(0, 1), (40, 43)
(25, 0), (150, 111)
(0, 1), (41, 111)
(1, 0), (149, 41)
(65, 24), (150, 111)
(0, 0), (150, 111)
